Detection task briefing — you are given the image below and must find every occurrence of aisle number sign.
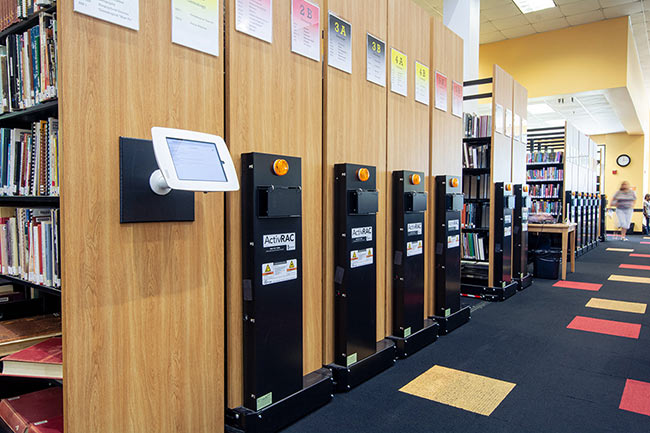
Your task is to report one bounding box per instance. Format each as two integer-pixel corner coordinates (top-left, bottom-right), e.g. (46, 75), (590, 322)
(390, 48), (408, 97)
(514, 114), (522, 141)
(328, 12), (352, 74)
(505, 108), (513, 138)
(495, 104), (504, 135)
(415, 62), (429, 106)
(236, 0), (273, 44)
(74, 0), (139, 30)
(366, 33), (386, 87)
(291, 0), (320, 61)
(434, 71), (448, 112)
(452, 80), (463, 118)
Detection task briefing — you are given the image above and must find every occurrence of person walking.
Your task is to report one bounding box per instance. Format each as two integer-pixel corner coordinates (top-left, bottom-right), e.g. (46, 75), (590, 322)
(611, 181), (637, 241)
(643, 194), (650, 235)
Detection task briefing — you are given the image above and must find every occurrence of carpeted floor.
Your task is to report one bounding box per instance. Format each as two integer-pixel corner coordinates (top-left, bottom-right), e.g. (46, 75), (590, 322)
(283, 235), (650, 433)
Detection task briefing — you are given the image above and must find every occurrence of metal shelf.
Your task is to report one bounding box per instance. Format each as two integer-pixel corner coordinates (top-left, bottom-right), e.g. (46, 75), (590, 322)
(0, 196), (59, 208)
(0, 274), (61, 296)
(0, 100), (58, 128)
(0, 5), (57, 41)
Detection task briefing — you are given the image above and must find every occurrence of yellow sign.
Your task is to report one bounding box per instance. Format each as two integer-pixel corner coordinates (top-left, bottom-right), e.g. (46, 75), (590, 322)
(392, 49), (406, 70)
(416, 62), (429, 81)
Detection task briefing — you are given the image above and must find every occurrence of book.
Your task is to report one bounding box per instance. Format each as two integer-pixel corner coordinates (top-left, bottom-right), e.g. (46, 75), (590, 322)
(26, 415), (62, 433)
(0, 387), (62, 433)
(0, 314), (60, 357)
(1, 336), (61, 379)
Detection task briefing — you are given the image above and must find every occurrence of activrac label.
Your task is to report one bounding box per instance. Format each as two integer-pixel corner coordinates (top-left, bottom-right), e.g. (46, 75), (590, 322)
(407, 222), (423, 236)
(351, 226), (373, 242)
(448, 219), (459, 231)
(263, 232), (296, 251)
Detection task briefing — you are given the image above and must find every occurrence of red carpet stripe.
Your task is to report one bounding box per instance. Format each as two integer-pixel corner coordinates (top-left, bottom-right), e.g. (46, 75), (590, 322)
(620, 379), (650, 417)
(553, 280), (602, 291)
(630, 253), (650, 258)
(620, 264), (650, 270)
(567, 316), (641, 339)
(641, 242), (650, 245)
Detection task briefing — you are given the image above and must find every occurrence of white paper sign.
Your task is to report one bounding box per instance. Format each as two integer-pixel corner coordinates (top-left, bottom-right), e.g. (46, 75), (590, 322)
(291, 0), (320, 61)
(415, 61), (430, 106)
(505, 108), (513, 138)
(328, 12), (352, 74)
(351, 248), (373, 268)
(495, 104), (504, 135)
(452, 80), (463, 118)
(74, 0), (139, 30)
(390, 48), (408, 96)
(366, 33), (386, 87)
(236, 0), (273, 43)
(407, 240), (423, 257)
(262, 259), (298, 285)
(514, 114), (522, 141)
(434, 71), (448, 112)
(447, 235), (459, 249)
(172, 0), (219, 56)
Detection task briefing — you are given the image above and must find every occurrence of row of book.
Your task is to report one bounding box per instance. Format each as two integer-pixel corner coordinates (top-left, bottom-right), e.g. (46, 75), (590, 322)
(461, 203), (489, 229)
(527, 168), (564, 181)
(0, 1), (53, 31)
(530, 200), (561, 215)
(527, 150), (564, 164)
(529, 184), (561, 198)
(0, 118), (58, 196)
(461, 233), (487, 261)
(462, 174), (490, 199)
(463, 143), (489, 169)
(0, 386), (61, 433)
(463, 113), (491, 138)
(0, 208), (60, 287)
(0, 11), (57, 113)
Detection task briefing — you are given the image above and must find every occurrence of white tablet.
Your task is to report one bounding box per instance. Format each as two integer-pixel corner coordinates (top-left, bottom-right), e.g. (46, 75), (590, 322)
(151, 127), (239, 192)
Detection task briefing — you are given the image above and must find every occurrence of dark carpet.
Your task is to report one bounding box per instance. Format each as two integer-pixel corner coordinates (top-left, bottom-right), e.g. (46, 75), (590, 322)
(283, 235), (650, 433)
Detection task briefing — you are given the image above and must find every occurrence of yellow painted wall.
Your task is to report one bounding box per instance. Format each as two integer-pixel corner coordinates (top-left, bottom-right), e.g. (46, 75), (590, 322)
(591, 133), (645, 232)
(479, 18), (628, 98)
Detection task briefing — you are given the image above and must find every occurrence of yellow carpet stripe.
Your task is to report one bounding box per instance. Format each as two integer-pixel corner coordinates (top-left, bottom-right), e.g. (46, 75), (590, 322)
(399, 365), (516, 416)
(645, 237), (650, 240)
(585, 298), (647, 314)
(607, 248), (635, 252)
(609, 274), (650, 284)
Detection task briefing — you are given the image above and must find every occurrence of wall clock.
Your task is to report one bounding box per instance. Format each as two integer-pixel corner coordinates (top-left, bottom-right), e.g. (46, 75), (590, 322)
(616, 154), (631, 167)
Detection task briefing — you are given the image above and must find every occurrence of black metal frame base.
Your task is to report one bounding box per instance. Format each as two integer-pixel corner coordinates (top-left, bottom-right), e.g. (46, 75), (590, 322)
(388, 319), (439, 358)
(432, 305), (471, 335)
(515, 273), (533, 290)
(327, 339), (396, 393)
(225, 368), (333, 433)
(461, 281), (517, 301)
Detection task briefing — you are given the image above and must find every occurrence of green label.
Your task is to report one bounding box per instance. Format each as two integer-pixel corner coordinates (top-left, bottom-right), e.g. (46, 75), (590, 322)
(346, 353), (358, 366)
(404, 327), (412, 338)
(444, 308), (451, 317)
(256, 392), (273, 411)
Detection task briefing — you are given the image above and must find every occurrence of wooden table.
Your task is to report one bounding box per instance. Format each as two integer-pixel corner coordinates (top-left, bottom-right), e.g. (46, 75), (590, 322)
(528, 222), (577, 280)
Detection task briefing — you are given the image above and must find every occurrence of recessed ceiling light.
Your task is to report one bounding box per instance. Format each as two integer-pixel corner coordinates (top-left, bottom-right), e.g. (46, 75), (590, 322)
(528, 103), (555, 114)
(513, 0), (556, 14)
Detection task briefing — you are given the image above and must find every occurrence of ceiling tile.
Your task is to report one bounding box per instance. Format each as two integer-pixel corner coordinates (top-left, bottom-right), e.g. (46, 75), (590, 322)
(559, 0), (601, 15)
(566, 9), (606, 26)
(603, 2), (644, 17)
(492, 14), (530, 30)
(481, 21), (498, 33)
(630, 11), (645, 23)
(481, 0), (513, 8)
(482, 3), (522, 21)
(480, 31), (507, 44)
(524, 6), (565, 23)
(554, 0), (585, 5)
(501, 24), (537, 38)
(532, 17), (571, 32)
(598, 0), (639, 7)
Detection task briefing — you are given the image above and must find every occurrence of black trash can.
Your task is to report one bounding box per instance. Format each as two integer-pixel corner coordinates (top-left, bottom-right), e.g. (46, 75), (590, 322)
(532, 249), (561, 280)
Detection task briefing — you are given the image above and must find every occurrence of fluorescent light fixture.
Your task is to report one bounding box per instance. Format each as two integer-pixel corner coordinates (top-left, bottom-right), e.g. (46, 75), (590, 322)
(545, 119), (566, 127)
(528, 103), (555, 114)
(513, 0), (556, 14)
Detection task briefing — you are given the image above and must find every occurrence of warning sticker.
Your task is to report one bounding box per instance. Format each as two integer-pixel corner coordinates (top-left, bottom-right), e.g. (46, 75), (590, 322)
(504, 227), (512, 237)
(351, 226), (373, 242)
(504, 215), (512, 224)
(407, 222), (423, 236)
(447, 234), (459, 249)
(448, 219), (459, 231)
(407, 240), (423, 257)
(262, 259), (298, 285)
(351, 248), (374, 268)
(262, 232), (296, 252)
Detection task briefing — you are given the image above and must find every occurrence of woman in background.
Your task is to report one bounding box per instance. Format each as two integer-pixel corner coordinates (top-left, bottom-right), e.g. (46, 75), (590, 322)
(644, 194), (650, 235)
(611, 181), (637, 241)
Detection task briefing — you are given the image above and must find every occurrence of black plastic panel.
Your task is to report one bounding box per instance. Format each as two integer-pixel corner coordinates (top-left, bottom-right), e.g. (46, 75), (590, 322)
(349, 190), (379, 215)
(259, 186), (302, 218)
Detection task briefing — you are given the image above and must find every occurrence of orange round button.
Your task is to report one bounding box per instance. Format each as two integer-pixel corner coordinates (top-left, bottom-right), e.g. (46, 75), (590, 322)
(506, 184), (512, 191)
(272, 159), (289, 176)
(357, 168), (370, 182)
(449, 177), (459, 188)
(410, 174), (421, 185)
(523, 185), (529, 192)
